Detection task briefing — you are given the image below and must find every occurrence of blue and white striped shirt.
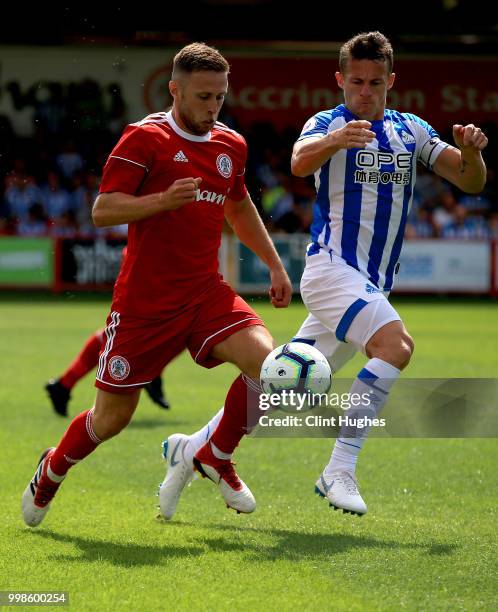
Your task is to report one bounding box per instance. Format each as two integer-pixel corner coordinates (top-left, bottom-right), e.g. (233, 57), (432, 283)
(299, 104), (449, 290)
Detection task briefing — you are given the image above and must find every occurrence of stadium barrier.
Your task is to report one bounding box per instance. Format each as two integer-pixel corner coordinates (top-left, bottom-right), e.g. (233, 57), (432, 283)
(0, 235), (497, 296)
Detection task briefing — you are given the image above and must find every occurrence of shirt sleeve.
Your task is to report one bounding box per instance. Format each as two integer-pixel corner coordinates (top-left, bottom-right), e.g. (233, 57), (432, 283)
(229, 136), (248, 202)
(297, 112), (331, 141)
(99, 124), (155, 195)
(404, 114), (450, 170)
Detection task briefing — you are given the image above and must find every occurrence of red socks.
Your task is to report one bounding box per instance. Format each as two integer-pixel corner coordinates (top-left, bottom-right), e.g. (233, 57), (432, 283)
(60, 330), (104, 389)
(49, 408), (101, 477)
(210, 374), (262, 455)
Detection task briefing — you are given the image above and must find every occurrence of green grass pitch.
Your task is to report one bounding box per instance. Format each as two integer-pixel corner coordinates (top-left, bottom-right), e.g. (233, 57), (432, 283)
(0, 297), (496, 610)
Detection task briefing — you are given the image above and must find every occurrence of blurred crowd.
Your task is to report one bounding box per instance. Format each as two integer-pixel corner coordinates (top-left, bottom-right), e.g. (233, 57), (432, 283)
(0, 81), (497, 240)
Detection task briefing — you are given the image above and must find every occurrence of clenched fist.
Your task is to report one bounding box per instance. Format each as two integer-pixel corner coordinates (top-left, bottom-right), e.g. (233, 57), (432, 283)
(160, 177), (202, 210)
(452, 124), (488, 153)
(330, 120), (376, 149)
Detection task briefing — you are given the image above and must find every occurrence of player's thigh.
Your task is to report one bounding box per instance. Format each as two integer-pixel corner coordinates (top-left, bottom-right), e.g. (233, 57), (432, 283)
(294, 313), (357, 373)
(96, 310), (187, 393)
(346, 298), (402, 355)
(300, 251), (353, 328)
(188, 281), (266, 373)
(211, 324), (274, 377)
(300, 253), (401, 356)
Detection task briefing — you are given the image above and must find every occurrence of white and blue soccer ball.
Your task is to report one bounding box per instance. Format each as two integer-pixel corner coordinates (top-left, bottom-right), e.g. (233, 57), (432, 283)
(260, 342), (332, 396)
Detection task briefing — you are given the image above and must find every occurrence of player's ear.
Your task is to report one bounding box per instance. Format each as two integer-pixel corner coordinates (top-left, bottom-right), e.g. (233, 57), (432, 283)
(335, 71), (344, 90)
(387, 72), (395, 90)
(169, 80), (177, 98)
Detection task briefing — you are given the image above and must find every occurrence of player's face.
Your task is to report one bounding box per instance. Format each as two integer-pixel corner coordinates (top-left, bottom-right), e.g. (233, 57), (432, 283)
(336, 58), (395, 120)
(170, 70), (228, 135)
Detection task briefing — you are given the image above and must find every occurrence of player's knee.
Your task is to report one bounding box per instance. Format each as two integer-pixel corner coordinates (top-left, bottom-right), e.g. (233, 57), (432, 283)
(396, 333), (414, 369)
(243, 330), (274, 379)
(368, 330), (414, 370)
(93, 403), (135, 440)
(244, 347), (273, 379)
(100, 412), (132, 439)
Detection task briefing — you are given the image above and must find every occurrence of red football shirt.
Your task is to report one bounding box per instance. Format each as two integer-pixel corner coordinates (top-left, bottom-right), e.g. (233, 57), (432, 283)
(99, 111), (248, 317)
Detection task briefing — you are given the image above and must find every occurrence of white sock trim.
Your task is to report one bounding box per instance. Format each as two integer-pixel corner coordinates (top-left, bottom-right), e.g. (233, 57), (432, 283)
(47, 464), (66, 483)
(86, 407), (102, 445)
(367, 357), (401, 377)
(242, 373), (262, 393)
(210, 441), (232, 460)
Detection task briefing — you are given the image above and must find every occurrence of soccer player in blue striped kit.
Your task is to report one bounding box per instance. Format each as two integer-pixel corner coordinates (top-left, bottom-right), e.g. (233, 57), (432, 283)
(158, 31), (488, 518)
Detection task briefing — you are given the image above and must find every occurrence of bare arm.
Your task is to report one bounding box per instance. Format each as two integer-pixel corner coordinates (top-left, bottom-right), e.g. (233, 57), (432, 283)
(432, 124), (488, 194)
(225, 193), (292, 308)
(291, 120), (375, 177)
(92, 177), (202, 227)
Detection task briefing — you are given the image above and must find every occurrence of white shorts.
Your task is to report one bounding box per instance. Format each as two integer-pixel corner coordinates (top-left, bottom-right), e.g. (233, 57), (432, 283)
(294, 250), (401, 373)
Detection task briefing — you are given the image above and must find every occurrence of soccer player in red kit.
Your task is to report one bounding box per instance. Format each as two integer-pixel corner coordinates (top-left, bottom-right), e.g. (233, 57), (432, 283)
(22, 43), (292, 527)
(45, 328), (171, 416)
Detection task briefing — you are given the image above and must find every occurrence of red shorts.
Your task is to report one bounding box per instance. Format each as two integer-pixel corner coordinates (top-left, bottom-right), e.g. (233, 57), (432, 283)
(95, 279), (264, 394)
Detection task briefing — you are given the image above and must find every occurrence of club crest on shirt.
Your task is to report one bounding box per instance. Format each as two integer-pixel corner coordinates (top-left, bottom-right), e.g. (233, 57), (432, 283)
(216, 154), (232, 178)
(302, 117), (316, 134)
(108, 356), (130, 381)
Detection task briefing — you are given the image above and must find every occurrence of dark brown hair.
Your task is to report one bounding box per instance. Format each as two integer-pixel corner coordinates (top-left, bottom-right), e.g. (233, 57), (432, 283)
(339, 31), (393, 74)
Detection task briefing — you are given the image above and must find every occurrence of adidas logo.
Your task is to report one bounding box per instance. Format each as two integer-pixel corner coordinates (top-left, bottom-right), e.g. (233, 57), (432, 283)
(365, 283), (381, 294)
(173, 150), (188, 162)
(400, 130), (416, 144)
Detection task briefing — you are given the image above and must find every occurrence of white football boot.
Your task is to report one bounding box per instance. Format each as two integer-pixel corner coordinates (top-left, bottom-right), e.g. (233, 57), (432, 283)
(158, 433), (195, 520)
(315, 470), (367, 516)
(22, 448), (64, 527)
(193, 442), (256, 514)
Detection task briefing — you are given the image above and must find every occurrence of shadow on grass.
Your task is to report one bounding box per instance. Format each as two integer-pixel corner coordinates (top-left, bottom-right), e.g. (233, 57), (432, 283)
(126, 418), (171, 430)
(29, 529), (204, 566)
(26, 520), (457, 567)
(162, 521), (458, 561)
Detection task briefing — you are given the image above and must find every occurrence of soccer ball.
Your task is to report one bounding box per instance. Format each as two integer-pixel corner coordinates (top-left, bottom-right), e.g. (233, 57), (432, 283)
(260, 342), (332, 397)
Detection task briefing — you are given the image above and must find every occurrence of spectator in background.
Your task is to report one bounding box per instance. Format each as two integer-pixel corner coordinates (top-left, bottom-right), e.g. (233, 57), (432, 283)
(4, 159), (41, 224)
(457, 192), (492, 217)
(405, 207), (436, 239)
(40, 170), (71, 220)
(56, 139), (85, 180)
(441, 204), (489, 239)
(412, 165), (452, 212)
(71, 172), (100, 236)
(49, 210), (79, 237)
(261, 170), (294, 228)
(17, 203), (48, 236)
(433, 190), (458, 236)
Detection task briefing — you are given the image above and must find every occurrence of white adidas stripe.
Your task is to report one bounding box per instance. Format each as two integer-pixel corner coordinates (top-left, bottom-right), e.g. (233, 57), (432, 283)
(97, 311), (120, 380)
